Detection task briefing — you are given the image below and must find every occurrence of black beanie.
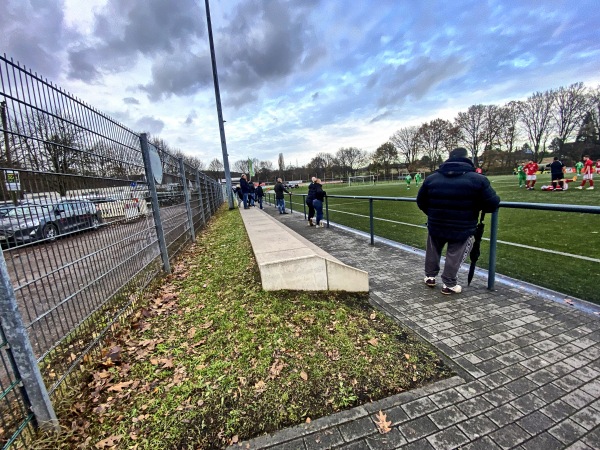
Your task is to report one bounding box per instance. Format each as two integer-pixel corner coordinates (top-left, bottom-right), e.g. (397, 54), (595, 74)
(449, 147), (468, 159)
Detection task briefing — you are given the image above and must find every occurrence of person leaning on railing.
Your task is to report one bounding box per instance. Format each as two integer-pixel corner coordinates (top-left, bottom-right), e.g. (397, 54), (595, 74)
(312, 179), (326, 227)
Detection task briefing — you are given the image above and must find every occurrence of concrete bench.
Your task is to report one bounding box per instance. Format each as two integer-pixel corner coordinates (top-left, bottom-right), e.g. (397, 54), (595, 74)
(239, 208), (369, 292)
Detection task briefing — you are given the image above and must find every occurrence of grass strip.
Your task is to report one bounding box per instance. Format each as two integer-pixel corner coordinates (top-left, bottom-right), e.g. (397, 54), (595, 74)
(32, 205), (452, 449)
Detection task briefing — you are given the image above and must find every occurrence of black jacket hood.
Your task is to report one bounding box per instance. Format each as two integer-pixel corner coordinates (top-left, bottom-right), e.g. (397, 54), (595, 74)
(437, 157), (475, 177)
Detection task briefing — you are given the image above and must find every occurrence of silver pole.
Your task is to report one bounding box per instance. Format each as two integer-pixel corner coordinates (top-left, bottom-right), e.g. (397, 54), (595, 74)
(179, 158), (195, 242)
(0, 250), (59, 431)
(204, 0), (234, 209)
(140, 134), (171, 274)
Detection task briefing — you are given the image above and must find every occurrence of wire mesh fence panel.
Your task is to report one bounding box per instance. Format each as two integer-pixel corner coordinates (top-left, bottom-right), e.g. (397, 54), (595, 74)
(0, 55), (223, 447)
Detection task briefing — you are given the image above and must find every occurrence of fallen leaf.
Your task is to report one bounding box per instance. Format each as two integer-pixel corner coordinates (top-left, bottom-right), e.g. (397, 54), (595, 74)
(108, 381), (134, 392)
(368, 338), (378, 347)
(375, 411), (392, 434)
(564, 299), (574, 306)
(95, 434), (122, 448)
(306, 417), (311, 423)
(200, 320), (214, 329)
(300, 371), (308, 381)
(187, 327), (196, 339)
(231, 435), (239, 444)
(404, 353), (411, 360)
(369, 312), (376, 320)
(254, 380), (266, 394)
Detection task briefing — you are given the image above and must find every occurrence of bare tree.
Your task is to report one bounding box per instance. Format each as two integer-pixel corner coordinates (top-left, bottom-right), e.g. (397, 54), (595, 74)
(518, 90), (556, 162)
(336, 147), (367, 177)
(455, 104), (486, 165)
(418, 119), (451, 172)
(208, 158), (223, 172)
(307, 154), (327, 179)
(233, 159), (249, 174)
(371, 142), (398, 178)
(553, 82), (590, 152)
(317, 152), (337, 180)
(498, 101), (521, 167)
(257, 160), (273, 181)
(390, 126), (420, 171)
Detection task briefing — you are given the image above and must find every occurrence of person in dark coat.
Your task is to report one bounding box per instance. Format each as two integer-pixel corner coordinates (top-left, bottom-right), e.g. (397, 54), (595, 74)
(255, 184), (264, 209)
(416, 147), (500, 295)
(248, 180), (256, 206)
(239, 174), (251, 209)
(274, 178), (290, 214)
(306, 177), (317, 226)
(550, 157), (565, 190)
(312, 179), (326, 227)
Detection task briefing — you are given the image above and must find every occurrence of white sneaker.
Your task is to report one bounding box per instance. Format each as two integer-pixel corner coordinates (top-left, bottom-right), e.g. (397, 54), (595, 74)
(587, 186), (594, 190)
(576, 186), (583, 189)
(441, 284), (462, 295)
(320, 223), (325, 228)
(424, 277), (436, 288)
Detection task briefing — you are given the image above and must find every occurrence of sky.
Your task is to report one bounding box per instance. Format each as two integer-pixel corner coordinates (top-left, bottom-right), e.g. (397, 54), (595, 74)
(2, 0), (600, 168)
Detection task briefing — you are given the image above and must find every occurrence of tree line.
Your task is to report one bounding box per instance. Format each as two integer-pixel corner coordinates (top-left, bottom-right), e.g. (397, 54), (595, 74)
(206, 82), (600, 182)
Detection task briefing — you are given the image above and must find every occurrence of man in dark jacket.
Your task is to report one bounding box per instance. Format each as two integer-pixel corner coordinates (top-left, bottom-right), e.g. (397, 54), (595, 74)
(416, 148), (500, 295)
(255, 184), (264, 209)
(274, 178), (290, 214)
(239, 174), (251, 209)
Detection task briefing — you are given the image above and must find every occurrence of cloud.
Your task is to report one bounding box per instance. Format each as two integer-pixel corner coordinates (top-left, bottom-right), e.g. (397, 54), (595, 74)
(184, 110), (197, 126)
(0, 0), (77, 77)
(134, 116), (164, 135)
(123, 97), (140, 105)
(139, 52), (213, 101)
(66, 0), (205, 80)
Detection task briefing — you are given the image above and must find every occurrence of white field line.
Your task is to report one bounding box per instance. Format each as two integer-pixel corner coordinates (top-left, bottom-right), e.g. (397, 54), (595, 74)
(328, 207), (600, 263)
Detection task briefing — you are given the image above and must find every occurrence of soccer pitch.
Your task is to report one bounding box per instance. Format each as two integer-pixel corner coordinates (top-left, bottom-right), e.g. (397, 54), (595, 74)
(287, 175), (600, 304)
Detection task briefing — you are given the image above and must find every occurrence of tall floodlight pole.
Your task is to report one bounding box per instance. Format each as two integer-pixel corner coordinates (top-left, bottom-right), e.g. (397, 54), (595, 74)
(205, 0), (234, 209)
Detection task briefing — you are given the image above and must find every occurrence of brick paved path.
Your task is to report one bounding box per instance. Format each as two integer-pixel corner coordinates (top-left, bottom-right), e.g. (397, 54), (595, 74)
(233, 208), (600, 450)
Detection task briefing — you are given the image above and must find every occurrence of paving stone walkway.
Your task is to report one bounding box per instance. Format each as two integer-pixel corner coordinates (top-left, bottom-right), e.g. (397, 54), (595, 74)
(232, 206), (600, 450)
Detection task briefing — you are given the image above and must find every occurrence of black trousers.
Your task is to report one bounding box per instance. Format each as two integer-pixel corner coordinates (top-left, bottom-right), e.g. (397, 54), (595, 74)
(306, 198), (315, 220)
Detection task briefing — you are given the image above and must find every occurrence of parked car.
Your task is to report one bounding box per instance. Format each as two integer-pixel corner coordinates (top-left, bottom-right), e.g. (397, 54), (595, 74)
(0, 200), (102, 246)
(0, 205), (16, 218)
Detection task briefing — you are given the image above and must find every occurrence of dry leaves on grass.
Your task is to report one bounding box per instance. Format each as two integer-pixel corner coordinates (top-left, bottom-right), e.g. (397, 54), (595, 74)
(95, 434), (122, 448)
(375, 411), (392, 434)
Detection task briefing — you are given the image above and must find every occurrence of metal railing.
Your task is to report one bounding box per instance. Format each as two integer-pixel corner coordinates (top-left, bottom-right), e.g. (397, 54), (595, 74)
(0, 55), (223, 447)
(266, 192), (600, 291)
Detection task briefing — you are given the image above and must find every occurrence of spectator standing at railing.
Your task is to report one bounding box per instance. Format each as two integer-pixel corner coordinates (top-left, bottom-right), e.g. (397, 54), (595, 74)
(240, 174), (251, 209)
(274, 178), (290, 214)
(313, 179), (326, 227)
(248, 181), (256, 206)
(255, 184), (264, 209)
(306, 176), (318, 226)
(417, 147), (500, 295)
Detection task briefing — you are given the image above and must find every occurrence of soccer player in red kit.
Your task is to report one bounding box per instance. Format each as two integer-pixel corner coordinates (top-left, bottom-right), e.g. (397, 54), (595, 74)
(576, 155), (594, 190)
(524, 160), (539, 190)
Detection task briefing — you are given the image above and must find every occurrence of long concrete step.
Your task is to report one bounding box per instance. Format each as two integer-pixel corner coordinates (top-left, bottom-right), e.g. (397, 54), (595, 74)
(239, 207), (368, 292)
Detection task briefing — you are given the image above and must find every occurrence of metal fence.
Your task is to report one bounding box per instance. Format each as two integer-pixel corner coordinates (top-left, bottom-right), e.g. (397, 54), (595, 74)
(0, 55), (223, 447)
(266, 191), (600, 299)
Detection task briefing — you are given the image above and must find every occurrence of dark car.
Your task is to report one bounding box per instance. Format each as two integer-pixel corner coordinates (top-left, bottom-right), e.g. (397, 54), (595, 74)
(0, 200), (102, 246)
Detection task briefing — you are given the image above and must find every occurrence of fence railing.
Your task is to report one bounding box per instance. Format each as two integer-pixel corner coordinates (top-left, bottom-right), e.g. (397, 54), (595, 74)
(0, 55), (223, 447)
(266, 192), (600, 294)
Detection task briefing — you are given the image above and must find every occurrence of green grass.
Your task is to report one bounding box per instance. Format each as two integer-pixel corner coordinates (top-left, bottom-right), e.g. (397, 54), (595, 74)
(283, 176), (600, 304)
(32, 206), (452, 450)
